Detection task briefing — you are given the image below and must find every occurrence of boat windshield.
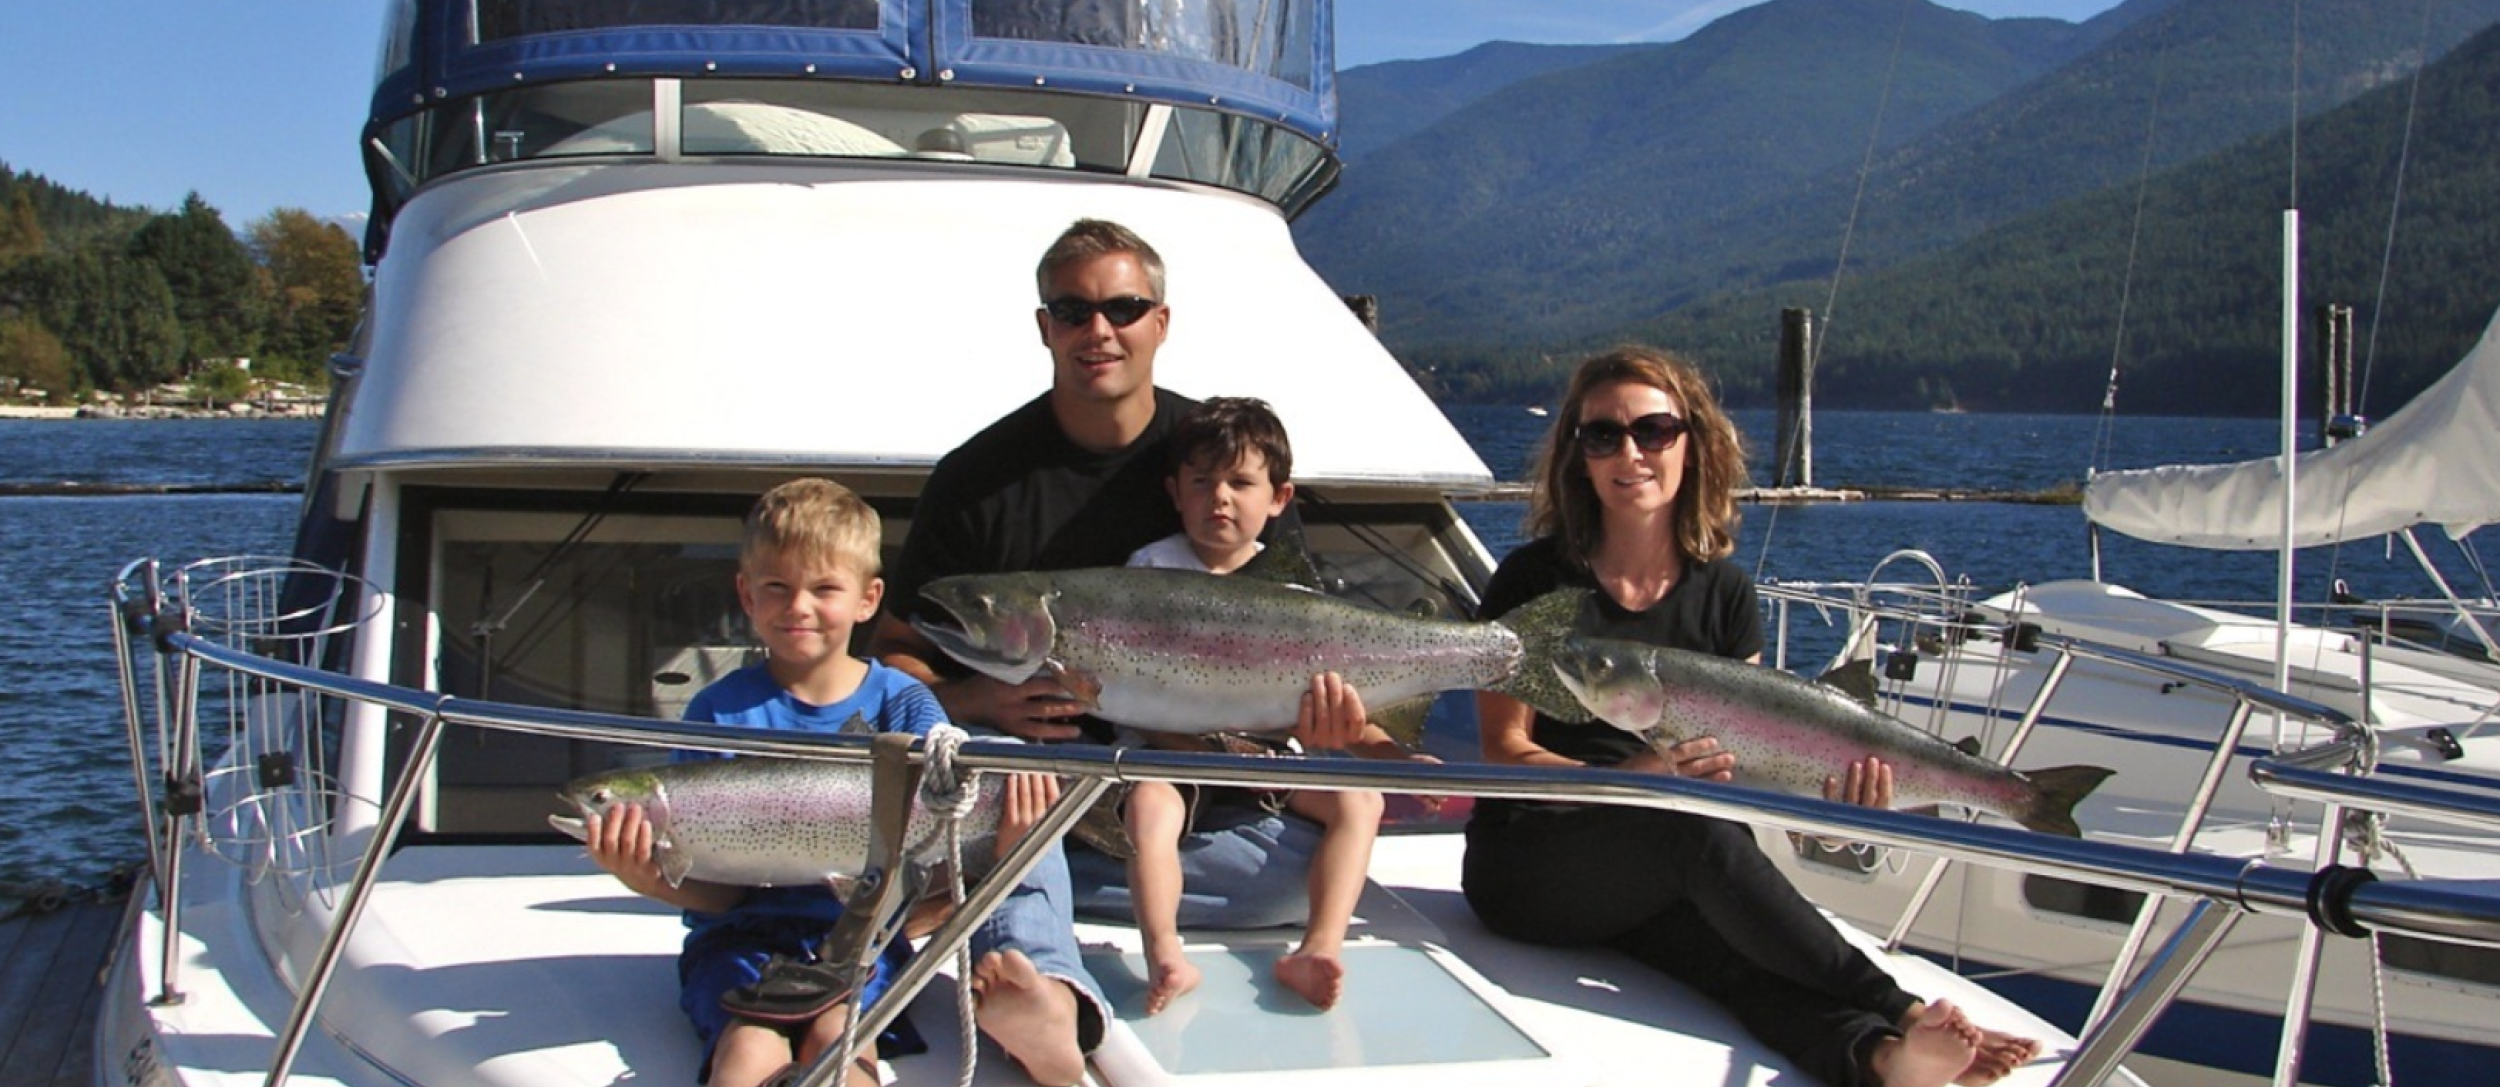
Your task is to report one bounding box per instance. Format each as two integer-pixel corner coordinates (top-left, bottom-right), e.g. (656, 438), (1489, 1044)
(363, 0), (1340, 234)
(369, 79), (1329, 208)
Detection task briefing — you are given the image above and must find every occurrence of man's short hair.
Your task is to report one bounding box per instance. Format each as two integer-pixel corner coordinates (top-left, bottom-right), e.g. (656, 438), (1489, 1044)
(1168, 397), (1292, 486)
(742, 478), (884, 577)
(1036, 218), (1166, 301)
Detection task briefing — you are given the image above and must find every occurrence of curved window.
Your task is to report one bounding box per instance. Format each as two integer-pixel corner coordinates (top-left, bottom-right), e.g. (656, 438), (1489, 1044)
(371, 78), (1337, 219)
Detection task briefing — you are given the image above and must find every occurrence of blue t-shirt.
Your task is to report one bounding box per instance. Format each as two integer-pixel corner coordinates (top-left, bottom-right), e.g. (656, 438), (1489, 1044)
(676, 659), (948, 931)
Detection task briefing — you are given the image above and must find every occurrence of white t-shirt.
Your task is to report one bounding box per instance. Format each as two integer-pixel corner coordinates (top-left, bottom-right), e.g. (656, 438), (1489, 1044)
(1125, 532), (1261, 573)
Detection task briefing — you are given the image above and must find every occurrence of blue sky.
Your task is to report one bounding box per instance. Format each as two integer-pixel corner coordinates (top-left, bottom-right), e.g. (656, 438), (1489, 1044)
(0, 1), (2119, 231)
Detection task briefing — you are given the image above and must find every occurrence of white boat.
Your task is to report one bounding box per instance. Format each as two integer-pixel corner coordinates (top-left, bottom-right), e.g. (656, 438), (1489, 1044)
(92, 4), (2174, 1087)
(1753, 307), (2500, 1085)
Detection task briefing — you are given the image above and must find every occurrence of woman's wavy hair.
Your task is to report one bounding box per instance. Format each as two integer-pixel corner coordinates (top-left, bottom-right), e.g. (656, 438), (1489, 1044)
(1524, 345), (1747, 567)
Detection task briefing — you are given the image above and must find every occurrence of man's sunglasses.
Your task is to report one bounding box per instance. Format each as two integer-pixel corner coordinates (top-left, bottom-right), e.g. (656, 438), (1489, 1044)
(1044, 295), (1163, 329)
(1573, 412), (1691, 458)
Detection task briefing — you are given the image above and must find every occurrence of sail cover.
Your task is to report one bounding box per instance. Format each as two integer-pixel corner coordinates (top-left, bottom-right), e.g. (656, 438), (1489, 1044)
(2084, 304), (2500, 550)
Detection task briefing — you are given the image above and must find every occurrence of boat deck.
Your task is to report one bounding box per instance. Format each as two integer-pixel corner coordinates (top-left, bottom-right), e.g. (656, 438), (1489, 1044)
(0, 894), (120, 1086)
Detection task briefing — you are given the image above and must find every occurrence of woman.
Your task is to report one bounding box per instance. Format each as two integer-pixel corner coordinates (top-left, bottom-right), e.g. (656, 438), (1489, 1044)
(1463, 346), (2035, 1087)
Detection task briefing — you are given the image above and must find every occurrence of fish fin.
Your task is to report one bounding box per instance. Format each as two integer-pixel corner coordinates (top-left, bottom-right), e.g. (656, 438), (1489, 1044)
(1496, 588), (1596, 723)
(1952, 735), (1984, 758)
(838, 713), (875, 736)
(1234, 535), (1325, 589)
(1370, 696), (1435, 749)
(1815, 659), (1882, 710)
(547, 814), (588, 842)
(2014, 764), (2117, 837)
(1046, 662), (1104, 709)
(656, 844), (695, 888)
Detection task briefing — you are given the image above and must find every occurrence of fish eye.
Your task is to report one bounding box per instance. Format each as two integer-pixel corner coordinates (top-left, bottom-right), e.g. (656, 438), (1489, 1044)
(589, 787), (612, 804)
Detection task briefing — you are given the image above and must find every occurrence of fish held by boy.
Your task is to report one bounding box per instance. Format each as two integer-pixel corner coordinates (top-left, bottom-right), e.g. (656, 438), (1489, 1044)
(910, 565), (1592, 741)
(548, 748), (1007, 888)
(1551, 635), (2112, 837)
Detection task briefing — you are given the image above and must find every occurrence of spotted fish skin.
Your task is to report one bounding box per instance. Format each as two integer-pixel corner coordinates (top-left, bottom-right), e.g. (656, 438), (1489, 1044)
(1553, 636), (2111, 837)
(911, 567), (1588, 735)
(550, 757), (1003, 887)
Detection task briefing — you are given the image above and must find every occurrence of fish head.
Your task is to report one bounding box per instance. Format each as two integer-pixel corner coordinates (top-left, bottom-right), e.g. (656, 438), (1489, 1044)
(912, 573), (1059, 684)
(1552, 636), (1670, 735)
(550, 766), (670, 839)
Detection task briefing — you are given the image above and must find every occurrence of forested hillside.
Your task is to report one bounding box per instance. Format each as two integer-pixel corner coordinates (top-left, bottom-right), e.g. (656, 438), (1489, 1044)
(1625, 16), (2500, 418)
(0, 164), (363, 403)
(1299, 0), (2103, 351)
(1310, 0), (2500, 415)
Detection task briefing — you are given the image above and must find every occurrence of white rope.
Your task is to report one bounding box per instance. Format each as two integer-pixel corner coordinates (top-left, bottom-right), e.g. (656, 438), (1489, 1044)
(918, 724), (984, 1087)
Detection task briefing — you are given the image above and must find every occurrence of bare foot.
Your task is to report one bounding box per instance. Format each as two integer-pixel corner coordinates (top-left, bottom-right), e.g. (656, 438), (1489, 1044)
(1144, 946), (1202, 1016)
(971, 950), (1086, 1087)
(1871, 999), (1979, 1087)
(1273, 950), (1345, 1010)
(1955, 1028), (2041, 1086)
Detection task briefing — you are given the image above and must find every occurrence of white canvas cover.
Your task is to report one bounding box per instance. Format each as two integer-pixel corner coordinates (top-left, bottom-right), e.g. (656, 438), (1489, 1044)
(2085, 304), (2500, 550)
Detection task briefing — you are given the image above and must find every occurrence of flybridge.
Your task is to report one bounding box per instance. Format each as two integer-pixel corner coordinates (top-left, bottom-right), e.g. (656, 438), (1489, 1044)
(358, 0), (1342, 251)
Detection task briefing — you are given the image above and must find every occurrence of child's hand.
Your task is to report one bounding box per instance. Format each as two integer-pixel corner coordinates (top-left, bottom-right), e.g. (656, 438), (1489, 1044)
(584, 804), (668, 896)
(1293, 672), (1368, 752)
(993, 772), (1063, 860)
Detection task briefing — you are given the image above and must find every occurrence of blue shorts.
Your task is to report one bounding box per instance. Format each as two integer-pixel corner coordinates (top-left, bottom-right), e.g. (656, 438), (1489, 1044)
(678, 915), (925, 1077)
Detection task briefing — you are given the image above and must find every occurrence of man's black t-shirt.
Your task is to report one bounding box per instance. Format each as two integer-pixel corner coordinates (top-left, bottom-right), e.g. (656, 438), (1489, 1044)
(1475, 535), (1763, 770)
(888, 388), (1194, 627)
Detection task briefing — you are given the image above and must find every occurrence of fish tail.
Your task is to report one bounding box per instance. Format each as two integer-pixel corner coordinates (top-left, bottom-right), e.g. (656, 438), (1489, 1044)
(2016, 765), (2116, 837)
(1493, 588), (1594, 722)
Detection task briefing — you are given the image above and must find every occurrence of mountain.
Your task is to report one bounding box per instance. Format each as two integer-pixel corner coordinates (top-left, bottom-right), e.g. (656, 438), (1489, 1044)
(1335, 42), (1650, 163)
(1297, 0), (2117, 352)
(1305, 0), (2500, 409)
(1622, 14), (2500, 418)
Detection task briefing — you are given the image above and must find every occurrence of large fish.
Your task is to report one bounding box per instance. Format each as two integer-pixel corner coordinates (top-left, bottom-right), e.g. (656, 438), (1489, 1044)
(548, 754), (1004, 888)
(1552, 636), (2112, 837)
(912, 567), (1590, 737)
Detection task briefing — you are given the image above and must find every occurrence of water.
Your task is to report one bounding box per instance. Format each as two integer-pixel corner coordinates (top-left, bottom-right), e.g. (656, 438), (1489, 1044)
(2, 412), (2492, 888)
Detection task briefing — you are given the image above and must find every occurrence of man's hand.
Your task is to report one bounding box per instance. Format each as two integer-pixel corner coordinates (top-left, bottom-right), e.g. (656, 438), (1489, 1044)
(1623, 736), (1736, 781)
(940, 674), (1093, 742)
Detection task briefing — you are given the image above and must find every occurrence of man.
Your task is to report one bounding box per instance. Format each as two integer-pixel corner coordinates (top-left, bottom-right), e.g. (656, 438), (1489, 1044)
(873, 217), (1356, 929)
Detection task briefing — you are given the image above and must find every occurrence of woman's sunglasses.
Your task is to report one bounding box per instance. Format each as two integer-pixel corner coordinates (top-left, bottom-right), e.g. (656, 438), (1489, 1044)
(1044, 295), (1163, 329)
(1573, 412), (1691, 458)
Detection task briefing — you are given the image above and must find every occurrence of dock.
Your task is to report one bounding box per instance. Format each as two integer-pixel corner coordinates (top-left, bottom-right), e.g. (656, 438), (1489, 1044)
(0, 882), (130, 1085)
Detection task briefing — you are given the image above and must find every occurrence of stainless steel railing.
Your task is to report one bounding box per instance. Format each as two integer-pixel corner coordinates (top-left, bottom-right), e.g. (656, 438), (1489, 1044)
(112, 558), (2500, 1087)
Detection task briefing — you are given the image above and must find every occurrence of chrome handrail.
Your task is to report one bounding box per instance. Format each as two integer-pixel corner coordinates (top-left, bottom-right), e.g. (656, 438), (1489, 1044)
(116, 574), (2500, 1087)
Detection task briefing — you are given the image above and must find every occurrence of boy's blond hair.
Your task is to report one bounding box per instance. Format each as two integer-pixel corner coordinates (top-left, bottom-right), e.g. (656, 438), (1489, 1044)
(741, 478), (883, 577)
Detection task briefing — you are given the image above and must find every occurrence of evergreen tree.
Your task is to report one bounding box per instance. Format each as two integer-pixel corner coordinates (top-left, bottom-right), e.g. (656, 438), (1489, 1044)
(129, 193), (269, 370)
(0, 190), (44, 268)
(2, 249), (183, 390)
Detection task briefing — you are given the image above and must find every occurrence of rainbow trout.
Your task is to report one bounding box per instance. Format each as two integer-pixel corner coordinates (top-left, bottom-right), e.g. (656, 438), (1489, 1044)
(548, 754), (1004, 887)
(912, 567), (1589, 737)
(1553, 636), (2111, 837)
